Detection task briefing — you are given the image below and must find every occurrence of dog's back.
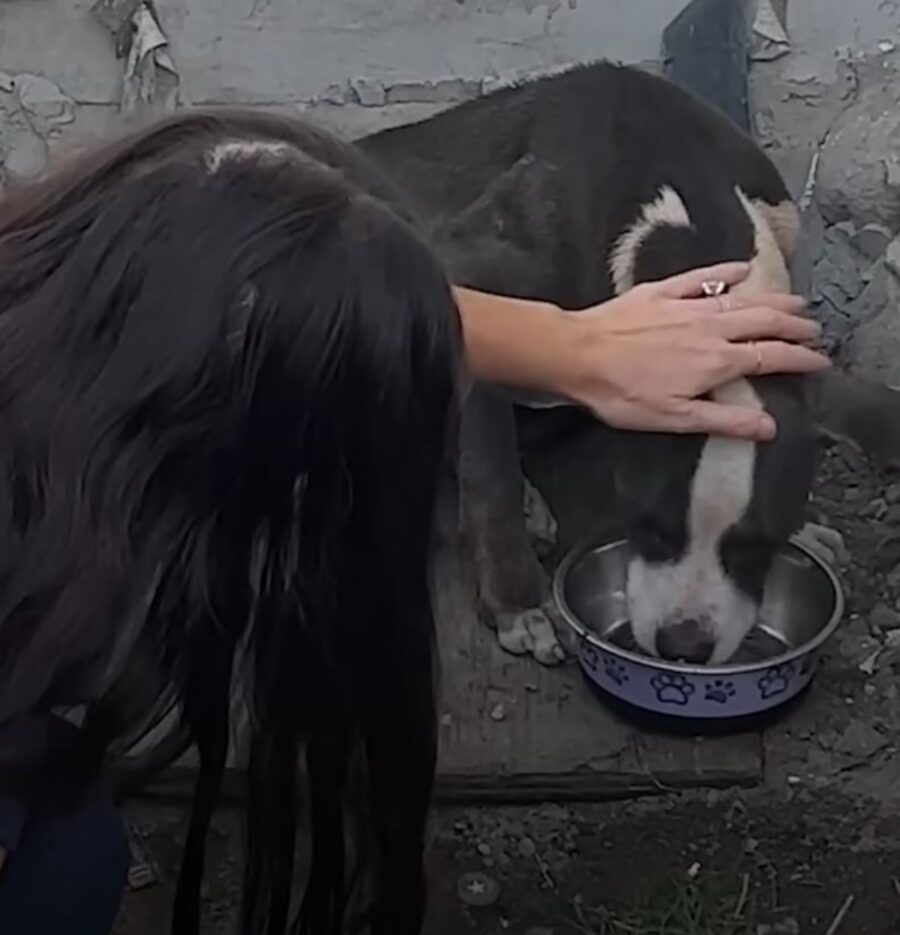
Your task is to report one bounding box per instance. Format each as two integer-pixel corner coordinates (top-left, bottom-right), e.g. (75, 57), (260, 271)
(359, 62), (795, 308)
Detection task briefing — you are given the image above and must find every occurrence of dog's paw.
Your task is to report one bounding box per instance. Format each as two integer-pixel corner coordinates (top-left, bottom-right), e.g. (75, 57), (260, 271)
(523, 478), (557, 557)
(496, 606), (566, 666)
(797, 522), (848, 567)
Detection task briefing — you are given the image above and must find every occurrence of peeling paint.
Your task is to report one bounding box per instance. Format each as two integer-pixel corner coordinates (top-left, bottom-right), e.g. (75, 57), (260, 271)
(349, 76), (386, 107)
(92, 0), (179, 113)
(0, 72), (77, 184)
(14, 74), (76, 129)
(384, 77), (482, 106)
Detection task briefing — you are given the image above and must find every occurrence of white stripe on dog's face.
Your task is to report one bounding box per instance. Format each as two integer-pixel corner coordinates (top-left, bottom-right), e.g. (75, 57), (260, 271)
(619, 186), (792, 663)
(609, 185), (692, 294)
(628, 378), (762, 663)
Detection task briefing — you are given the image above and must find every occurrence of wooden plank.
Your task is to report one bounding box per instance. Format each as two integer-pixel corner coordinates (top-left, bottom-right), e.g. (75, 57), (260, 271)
(430, 545), (762, 803)
(123, 540), (761, 805)
(121, 423), (762, 805)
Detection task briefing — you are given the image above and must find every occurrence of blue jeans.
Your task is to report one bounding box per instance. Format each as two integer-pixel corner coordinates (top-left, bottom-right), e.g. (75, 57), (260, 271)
(0, 785), (129, 935)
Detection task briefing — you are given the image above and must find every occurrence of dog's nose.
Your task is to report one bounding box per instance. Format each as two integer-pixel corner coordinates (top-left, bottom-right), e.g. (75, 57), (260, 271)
(655, 619), (714, 664)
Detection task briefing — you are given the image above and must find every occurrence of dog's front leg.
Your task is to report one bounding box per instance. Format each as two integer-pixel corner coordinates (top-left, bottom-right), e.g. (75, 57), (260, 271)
(458, 385), (564, 665)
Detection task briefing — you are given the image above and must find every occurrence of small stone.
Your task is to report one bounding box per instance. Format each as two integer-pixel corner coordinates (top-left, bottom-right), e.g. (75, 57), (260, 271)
(476, 842), (492, 857)
(787, 775), (802, 786)
(862, 497), (888, 518)
(852, 222), (892, 260)
(457, 871), (500, 907)
(871, 603), (900, 631)
(834, 719), (888, 760)
(490, 702), (506, 721)
(517, 836), (536, 858)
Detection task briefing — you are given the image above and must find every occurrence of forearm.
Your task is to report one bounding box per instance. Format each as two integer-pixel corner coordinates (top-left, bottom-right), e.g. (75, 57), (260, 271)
(453, 286), (580, 395)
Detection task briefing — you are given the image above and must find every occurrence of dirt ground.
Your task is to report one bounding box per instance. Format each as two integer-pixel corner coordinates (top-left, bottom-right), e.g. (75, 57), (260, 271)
(115, 436), (900, 935)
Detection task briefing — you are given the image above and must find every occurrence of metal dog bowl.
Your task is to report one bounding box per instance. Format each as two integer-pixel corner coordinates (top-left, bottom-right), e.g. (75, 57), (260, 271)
(553, 537), (844, 721)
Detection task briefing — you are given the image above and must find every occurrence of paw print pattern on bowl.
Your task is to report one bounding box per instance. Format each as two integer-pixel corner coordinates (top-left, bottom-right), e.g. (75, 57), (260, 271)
(581, 645), (599, 672)
(650, 672), (696, 706)
(602, 654), (629, 686)
(703, 679), (736, 704)
(757, 662), (795, 700)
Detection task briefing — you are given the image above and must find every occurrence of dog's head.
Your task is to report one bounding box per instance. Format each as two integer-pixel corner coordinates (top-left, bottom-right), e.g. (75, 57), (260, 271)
(614, 374), (817, 664)
(614, 369), (900, 664)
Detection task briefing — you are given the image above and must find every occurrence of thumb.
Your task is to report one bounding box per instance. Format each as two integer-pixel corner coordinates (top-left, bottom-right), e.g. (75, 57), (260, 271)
(673, 398), (777, 441)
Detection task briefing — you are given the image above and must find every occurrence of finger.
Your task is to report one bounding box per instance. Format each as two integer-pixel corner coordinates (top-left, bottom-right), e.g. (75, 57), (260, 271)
(713, 308), (821, 343)
(724, 340), (830, 380)
(667, 398), (778, 441)
(653, 262), (751, 299)
(682, 291), (808, 317)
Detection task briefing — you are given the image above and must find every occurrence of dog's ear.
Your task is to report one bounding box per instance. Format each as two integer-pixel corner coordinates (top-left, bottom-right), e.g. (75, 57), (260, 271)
(431, 154), (561, 298)
(804, 369), (900, 469)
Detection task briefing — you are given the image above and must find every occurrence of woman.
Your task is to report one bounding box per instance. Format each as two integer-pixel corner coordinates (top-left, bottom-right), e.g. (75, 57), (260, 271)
(0, 110), (824, 935)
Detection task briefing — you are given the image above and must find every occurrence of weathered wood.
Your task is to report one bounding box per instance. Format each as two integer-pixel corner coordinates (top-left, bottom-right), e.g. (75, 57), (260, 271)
(428, 544), (762, 803)
(121, 536), (762, 804)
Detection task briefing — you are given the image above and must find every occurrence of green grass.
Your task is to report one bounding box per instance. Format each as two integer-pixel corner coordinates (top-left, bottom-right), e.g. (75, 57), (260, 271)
(563, 876), (756, 935)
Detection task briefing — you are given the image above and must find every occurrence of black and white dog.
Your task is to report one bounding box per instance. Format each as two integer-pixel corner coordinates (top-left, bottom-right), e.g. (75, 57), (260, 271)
(360, 62), (900, 667)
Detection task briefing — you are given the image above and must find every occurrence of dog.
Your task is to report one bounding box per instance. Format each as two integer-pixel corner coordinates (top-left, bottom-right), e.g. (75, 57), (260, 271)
(359, 61), (900, 666)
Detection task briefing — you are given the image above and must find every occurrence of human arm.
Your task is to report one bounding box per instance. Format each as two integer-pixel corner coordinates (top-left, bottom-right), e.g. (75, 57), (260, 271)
(453, 262), (828, 442)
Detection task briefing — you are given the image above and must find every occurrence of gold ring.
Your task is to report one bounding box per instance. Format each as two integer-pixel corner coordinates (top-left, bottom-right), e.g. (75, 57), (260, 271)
(750, 341), (763, 375)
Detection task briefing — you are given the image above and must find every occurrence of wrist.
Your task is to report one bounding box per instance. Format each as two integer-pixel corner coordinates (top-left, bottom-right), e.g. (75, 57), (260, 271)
(544, 307), (608, 405)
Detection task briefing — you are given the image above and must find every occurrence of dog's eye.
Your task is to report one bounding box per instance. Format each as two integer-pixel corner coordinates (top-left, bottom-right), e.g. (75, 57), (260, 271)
(633, 517), (682, 563)
(719, 531), (775, 597)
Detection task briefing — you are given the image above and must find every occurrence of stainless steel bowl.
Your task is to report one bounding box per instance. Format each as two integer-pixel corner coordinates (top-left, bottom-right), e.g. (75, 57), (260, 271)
(553, 536), (844, 719)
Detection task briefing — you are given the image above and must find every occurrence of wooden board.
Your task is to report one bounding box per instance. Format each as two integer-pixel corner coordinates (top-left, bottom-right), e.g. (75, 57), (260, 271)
(122, 421), (763, 804)
(126, 540), (761, 805)
(429, 545), (762, 803)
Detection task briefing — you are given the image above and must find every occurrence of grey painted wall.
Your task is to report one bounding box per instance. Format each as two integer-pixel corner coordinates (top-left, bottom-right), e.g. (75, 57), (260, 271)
(1, 0), (899, 165)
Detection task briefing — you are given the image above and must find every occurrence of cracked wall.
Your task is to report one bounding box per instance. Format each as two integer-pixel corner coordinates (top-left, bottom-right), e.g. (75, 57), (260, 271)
(749, 2), (900, 385)
(3, 1), (900, 383)
(0, 0), (687, 158)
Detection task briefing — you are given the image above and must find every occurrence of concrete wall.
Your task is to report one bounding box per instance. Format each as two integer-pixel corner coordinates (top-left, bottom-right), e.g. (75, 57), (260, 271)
(4, 0), (900, 379)
(0, 0), (688, 151)
(1, 0), (898, 165)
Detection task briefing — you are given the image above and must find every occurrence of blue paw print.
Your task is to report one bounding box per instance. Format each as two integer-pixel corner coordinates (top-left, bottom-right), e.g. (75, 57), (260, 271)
(602, 655), (629, 685)
(582, 645), (599, 672)
(650, 672), (696, 706)
(757, 663), (795, 700)
(704, 679), (736, 704)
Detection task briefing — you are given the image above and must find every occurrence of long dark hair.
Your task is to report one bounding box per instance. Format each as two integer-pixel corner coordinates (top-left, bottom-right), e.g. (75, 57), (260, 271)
(0, 110), (461, 934)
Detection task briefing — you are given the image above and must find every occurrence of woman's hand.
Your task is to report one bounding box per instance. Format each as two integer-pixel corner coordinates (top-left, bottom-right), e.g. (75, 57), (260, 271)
(556, 262), (828, 440)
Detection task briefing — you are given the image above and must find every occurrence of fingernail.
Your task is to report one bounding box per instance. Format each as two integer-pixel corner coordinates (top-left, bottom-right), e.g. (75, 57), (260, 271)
(756, 413), (777, 441)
